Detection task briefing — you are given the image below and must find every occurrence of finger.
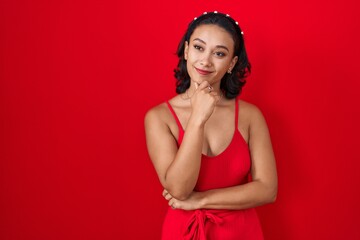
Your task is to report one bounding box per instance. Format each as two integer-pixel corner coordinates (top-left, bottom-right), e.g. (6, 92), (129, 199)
(196, 81), (211, 91)
(162, 189), (168, 197)
(194, 81), (200, 90)
(168, 199), (176, 209)
(200, 85), (213, 94)
(165, 194), (173, 200)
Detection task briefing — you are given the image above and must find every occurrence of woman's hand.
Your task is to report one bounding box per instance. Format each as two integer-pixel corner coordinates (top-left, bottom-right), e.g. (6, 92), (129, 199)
(189, 81), (222, 124)
(162, 189), (205, 211)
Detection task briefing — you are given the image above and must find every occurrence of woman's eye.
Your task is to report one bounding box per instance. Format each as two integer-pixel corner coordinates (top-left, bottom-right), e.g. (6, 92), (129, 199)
(193, 45), (203, 51)
(215, 52), (226, 57)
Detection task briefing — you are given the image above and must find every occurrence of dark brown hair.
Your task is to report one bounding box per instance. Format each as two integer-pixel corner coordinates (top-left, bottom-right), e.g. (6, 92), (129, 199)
(174, 12), (251, 99)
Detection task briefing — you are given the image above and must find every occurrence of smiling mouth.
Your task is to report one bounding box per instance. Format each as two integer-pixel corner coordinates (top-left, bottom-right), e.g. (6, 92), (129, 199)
(195, 67), (213, 75)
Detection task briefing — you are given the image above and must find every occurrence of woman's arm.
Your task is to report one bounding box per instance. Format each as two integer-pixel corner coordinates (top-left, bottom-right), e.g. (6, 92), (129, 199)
(145, 107), (204, 200)
(145, 82), (220, 200)
(166, 104), (278, 209)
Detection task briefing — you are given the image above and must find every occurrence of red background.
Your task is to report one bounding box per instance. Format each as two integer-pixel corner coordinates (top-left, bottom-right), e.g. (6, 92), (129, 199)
(1, 0), (359, 239)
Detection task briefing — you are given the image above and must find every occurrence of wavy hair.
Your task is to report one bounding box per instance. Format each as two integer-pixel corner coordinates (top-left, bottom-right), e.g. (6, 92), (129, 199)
(174, 12), (251, 99)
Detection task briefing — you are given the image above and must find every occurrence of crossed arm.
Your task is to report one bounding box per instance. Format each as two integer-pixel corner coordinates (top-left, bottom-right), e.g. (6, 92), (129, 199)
(145, 101), (277, 210)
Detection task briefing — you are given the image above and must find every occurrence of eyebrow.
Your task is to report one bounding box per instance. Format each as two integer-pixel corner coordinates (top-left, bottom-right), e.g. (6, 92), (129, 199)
(193, 38), (230, 52)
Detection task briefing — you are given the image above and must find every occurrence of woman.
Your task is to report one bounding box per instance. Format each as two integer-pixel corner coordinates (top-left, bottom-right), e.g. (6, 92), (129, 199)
(145, 11), (277, 240)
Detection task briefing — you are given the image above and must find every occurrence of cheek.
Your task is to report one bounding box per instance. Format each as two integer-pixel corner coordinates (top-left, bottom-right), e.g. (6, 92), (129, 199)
(186, 51), (199, 67)
(216, 61), (230, 72)
(186, 50), (196, 62)
(186, 61), (194, 74)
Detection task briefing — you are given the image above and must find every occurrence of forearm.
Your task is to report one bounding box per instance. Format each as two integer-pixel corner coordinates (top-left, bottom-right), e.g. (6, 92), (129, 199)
(200, 180), (277, 210)
(165, 117), (204, 200)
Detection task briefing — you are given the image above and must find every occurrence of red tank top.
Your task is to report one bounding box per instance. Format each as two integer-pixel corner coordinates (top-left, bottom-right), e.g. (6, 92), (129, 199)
(163, 99), (263, 240)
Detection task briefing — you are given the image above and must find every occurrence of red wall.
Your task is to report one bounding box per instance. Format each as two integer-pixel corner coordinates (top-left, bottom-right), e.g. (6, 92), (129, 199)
(1, 0), (359, 239)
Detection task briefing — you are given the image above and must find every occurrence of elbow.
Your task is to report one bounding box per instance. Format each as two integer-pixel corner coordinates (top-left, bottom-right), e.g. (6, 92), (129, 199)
(256, 180), (277, 204)
(167, 188), (191, 201)
(269, 192), (277, 203)
(267, 186), (278, 203)
(163, 176), (193, 200)
(164, 181), (192, 200)
(173, 193), (190, 201)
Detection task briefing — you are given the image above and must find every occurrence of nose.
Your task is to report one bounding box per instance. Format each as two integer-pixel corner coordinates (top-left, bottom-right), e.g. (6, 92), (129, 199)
(199, 53), (212, 67)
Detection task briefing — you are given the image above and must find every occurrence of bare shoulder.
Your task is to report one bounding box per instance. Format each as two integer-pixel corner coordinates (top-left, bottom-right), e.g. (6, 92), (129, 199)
(145, 95), (185, 127)
(144, 102), (172, 128)
(238, 100), (265, 123)
(145, 102), (168, 121)
(238, 99), (270, 142)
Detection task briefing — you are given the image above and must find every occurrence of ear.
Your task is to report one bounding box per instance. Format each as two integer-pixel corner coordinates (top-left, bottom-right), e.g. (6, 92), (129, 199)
(184, 41), (189, 60)
(229, 56), (238, 71)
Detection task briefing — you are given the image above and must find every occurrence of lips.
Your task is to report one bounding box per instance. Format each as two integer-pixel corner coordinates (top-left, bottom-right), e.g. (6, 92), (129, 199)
(195, 67), (213, 75)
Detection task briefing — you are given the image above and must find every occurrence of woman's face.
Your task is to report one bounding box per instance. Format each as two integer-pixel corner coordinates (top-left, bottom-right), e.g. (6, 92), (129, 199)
(184, 24), (238, 87)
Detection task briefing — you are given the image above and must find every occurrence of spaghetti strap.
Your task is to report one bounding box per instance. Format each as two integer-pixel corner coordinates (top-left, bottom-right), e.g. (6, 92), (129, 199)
(165, 101), (184, 144)
(166, 101), (182, 130)
(235, 99), (239, 127)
